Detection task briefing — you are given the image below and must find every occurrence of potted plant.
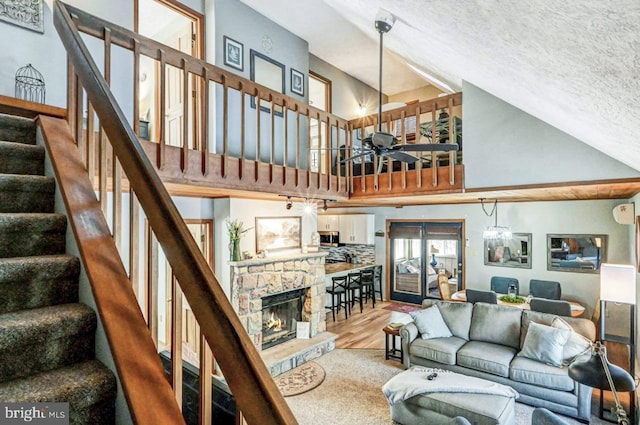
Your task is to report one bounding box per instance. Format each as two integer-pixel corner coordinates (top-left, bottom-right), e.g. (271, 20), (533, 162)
(226, 218), (251, 261)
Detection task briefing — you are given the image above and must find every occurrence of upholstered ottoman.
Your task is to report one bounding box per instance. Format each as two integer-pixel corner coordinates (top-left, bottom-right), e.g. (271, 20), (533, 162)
(383, 368), (517, 425)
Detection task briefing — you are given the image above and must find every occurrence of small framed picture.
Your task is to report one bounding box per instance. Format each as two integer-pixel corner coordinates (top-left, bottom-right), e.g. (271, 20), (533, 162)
(291, 68), (304, 96)
(223, 36), (243, 71)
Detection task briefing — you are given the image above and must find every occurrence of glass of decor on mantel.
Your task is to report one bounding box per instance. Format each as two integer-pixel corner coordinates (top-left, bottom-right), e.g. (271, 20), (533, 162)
(226, 218), (251, 261)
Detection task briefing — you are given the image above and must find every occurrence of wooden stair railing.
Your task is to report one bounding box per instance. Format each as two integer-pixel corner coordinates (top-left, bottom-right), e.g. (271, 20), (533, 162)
(53, 1), (298, 424)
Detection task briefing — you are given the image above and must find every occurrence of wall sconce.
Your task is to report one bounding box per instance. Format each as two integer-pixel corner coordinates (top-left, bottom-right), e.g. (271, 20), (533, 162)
(480, 198), (512, 240)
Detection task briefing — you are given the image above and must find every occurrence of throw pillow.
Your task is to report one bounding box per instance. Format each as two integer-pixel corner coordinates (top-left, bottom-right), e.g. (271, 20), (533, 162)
(518, 321), (570, 367)
(551, 317), (592, 365)
(410, 305), (453, 340)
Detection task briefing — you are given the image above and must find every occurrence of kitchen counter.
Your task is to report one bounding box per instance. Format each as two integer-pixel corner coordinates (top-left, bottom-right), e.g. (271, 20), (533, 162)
(325, 262), (375, 277)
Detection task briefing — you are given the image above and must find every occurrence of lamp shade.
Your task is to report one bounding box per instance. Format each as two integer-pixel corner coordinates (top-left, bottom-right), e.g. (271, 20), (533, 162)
(600, 263), (636, 304)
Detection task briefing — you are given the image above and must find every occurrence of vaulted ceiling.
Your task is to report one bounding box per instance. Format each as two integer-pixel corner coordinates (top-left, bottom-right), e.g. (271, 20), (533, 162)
(240, 0), (640, 174)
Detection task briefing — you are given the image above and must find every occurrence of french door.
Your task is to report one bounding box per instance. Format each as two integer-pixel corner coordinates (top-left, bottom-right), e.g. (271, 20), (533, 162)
(389, 221), (464, 305)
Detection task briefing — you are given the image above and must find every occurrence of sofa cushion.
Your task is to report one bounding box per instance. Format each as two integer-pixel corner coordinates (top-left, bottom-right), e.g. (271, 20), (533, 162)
(518, 322), (570, 367)
(409, 336), (467, 365)
(422, 300), (473, 340)
(470, 303), (522, 349)
(551, 317), (592, 365)
(410, 305), (452, 340)
(457, 341), (517, 377)
(510, 356), (575, 391)
(521, 310), (595, 348)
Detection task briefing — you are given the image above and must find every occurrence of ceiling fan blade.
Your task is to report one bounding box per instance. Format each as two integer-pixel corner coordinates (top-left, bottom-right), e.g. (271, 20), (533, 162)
(339, 150), (374, 164)
(395, 143), (459, 152)
(382, 150), (420, 163)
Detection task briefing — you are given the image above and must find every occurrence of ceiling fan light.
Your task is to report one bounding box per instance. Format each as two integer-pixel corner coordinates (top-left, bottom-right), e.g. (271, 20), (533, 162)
(374, 9), (395, 33)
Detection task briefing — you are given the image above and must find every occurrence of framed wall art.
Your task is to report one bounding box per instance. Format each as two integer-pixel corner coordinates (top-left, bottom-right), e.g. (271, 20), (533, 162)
(223, 36), (243, 71)
(291, 68), (304, 96)
(255, 216), (301, 252)
(0, 0), (44, 33)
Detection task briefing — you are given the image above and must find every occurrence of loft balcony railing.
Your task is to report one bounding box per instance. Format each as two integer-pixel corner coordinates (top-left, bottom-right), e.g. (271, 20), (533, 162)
(346, 95), (463, 197)
(62, 3), (350, 200)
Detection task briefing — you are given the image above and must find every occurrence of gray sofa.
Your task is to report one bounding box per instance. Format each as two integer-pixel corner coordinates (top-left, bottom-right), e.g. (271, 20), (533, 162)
(400, 300), (596, 421)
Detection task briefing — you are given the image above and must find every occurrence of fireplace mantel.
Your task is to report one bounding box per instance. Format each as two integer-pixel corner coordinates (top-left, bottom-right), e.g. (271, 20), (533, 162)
(230, 252), (327, 350)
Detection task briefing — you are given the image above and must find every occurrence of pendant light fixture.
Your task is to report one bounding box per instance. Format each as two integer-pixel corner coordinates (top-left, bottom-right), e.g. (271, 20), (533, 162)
(480, 198), (512, 240)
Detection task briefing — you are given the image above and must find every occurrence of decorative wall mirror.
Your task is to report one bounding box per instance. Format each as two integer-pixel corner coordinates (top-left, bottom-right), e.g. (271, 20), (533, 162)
(547, 234), (607, 273)
(250, 49), (284, 115)
(484, 233), (532, 269)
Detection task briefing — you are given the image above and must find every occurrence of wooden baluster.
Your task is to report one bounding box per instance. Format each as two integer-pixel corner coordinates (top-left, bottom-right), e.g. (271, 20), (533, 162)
(222, 74), (228, 179)
(415, 106), (422, 188)
(336, 121), (342, 193)
(295, 105), (300, 187)
(448, 97), (455, 186)
(147, 231), (159, 337)
(86, 102), (95, 183)
(133, 39), (140, 138)
(75, 87), (84, 157)
(171, 275), (183, 409)
(103, 27), (112, 223)
(181, 59), (189, 174)
(66, 60), (77, 138)
(386, 113), (392, 191)
(202, 67), (210, 176)
(270, 94), (275, 183)
(306, 110), (311, 189)
(400, 110), (406, 190)
(431, 108), (438, 187)
(282, 100), (288, 186)
(239, 82), (245, 180)
(158, 50), (167, 169)
(327, 116), (332, 192)
(199, 338), (213, 424)
(129, 190), (140, 299)
(255, 89), (261, 182)
(113, 158), (122, 250)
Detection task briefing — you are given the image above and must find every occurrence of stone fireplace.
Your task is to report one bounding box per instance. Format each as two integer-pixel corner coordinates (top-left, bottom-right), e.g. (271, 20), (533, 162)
(230, 252), (327, 351)
(261, 288), (306, 349)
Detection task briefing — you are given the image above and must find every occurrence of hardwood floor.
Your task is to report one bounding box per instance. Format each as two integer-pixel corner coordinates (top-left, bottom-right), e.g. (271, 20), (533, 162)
(325, 300), (413, 350)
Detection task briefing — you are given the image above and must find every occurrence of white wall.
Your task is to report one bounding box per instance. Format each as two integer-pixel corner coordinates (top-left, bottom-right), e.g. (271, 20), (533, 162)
(213, 198), (318, 297)
(330, 199), (631, 319)
(463, 81), (640, 187)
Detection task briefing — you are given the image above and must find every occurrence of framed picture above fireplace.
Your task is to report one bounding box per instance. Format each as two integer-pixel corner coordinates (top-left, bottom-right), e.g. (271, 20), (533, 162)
(255, 216), (301, 252)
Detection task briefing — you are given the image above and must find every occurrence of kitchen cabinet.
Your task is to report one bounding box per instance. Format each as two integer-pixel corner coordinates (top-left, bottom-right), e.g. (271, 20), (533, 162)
(339, 214), (374, 245)
(317, 215), (340, 231)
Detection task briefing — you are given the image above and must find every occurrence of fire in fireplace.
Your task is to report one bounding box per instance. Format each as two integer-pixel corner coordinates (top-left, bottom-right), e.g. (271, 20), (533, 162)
(262, 289), (306, 350)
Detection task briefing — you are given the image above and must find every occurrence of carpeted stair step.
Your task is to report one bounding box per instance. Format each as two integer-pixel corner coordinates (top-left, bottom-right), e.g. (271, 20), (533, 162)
(0, 141), (44, 175)
(0, 213), (66, 258)
(0, 303), (96, 382)
(0, 113), (36, 145)
(0, 174), (55, 213)
(0, 255), (80, 314)
(0, 359), (116, 425)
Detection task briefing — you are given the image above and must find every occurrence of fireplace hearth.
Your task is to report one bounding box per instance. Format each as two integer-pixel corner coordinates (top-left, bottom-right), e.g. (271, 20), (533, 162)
(262, 289), (306, 350)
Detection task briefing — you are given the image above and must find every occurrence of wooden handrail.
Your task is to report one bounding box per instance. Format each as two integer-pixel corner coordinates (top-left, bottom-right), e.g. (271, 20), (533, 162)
(53, 1), (298, 424)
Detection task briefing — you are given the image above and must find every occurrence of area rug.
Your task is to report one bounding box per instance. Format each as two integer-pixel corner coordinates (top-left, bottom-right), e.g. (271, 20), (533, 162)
(383, 303), (421, 314)
(275, 361), (325, 397)
(285, 348), (609, 425)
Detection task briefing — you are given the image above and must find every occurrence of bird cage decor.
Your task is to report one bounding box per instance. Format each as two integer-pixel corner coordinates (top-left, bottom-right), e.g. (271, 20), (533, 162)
(15, 64), (45, 104)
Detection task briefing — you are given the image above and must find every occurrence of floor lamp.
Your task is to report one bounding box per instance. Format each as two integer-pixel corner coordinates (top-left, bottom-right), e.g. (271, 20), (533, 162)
(569, 263), (637, 425)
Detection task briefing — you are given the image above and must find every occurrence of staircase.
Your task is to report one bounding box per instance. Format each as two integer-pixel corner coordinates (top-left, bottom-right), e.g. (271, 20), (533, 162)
(0, 113), (117, 423)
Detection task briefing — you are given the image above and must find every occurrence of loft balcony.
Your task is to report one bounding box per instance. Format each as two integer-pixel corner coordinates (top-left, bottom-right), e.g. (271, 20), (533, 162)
(63, 3), (462, 203)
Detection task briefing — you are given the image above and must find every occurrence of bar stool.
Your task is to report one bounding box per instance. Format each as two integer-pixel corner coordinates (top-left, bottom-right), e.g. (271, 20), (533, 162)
(347, 272), (363, 314)
(326, 275), (348, 321)
(373, 265), (383, 301)
(360, 268), (376, 308)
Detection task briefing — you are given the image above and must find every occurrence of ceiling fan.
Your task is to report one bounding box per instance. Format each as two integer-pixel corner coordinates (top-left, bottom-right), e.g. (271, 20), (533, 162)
(340, 10), (459, 167)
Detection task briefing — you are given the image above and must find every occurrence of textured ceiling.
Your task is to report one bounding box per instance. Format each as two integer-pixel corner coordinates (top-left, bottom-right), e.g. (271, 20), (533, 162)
(240, 0), (640, 173)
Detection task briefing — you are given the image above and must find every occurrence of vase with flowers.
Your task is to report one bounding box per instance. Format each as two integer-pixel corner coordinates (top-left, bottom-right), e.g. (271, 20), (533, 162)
(226, 218), (251, 261)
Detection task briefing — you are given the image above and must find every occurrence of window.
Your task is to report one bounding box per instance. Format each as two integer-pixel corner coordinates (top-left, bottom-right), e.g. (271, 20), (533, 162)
(309, 72), (331, 112)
